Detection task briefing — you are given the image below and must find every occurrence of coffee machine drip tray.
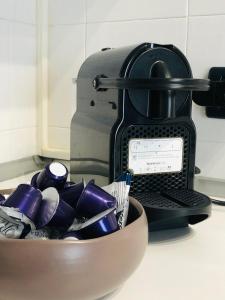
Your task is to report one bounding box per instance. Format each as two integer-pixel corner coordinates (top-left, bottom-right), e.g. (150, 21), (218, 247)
(134, 189), (211, 231)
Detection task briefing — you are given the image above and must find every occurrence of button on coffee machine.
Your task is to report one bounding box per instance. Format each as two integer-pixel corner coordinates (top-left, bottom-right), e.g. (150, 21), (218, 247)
(71, 43), (212, 230)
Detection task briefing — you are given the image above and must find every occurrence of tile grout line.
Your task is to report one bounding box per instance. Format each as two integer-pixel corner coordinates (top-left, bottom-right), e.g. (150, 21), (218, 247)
(48, 16), (188, 27)
(47, 12), (225, 28)
(189, 12), (225, 18)
(87, 15), (188, 24)
(84, 0), (87, 59)
(0, 127), (37, 136)
(0, 17), (36, 26)
(48, 126), (70, 129)
(185, 0), (189, 56)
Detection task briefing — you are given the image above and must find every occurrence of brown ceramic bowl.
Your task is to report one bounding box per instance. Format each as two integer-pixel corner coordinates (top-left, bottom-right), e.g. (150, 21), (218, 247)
(0, 196), (148, 300)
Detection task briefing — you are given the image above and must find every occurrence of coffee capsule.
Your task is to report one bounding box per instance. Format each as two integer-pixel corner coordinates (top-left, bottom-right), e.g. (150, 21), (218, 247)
(30, 172), (40, 188)
(36, 187), (75, 229)
(60, 182), (84, 209)
(0, 194), (5, 205)
(3, 184), (42, 225)
(70, 208), (119, 239)
(76, 181), (116, 218)
(63, 181), (76, 189)
(35, 162), (68, 191)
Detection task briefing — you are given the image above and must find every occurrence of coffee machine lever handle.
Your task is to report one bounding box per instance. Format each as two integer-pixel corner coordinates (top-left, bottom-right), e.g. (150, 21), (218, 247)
(92, 76), (210, 92)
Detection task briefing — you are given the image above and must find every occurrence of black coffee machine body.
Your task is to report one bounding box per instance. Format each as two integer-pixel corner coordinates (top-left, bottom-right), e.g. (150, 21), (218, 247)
(71, 43), (211, 230)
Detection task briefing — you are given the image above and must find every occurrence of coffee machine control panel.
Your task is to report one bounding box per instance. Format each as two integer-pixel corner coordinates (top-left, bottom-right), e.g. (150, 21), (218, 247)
(128, 137), (183, 175)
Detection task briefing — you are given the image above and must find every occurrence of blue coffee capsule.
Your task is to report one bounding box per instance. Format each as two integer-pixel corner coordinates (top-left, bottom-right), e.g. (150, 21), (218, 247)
(35, 162), (68, 191)
(3, 184), (42, 225)
(36, 187), (75, 229)
(75, 208), (119, 239)
(59, 182), (84, 209)
(76, 181), (116, 218)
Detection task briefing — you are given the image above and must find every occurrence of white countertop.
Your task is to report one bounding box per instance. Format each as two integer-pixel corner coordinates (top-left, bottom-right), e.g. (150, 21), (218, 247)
(1, 174), (225, 300)
(106, 204), (225, 300)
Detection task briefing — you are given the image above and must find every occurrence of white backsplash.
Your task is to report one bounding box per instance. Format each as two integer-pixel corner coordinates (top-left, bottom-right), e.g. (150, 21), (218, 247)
(47, 0), (225, 180)
(0, 0), (222, 180)
(0, 0), (37, 164)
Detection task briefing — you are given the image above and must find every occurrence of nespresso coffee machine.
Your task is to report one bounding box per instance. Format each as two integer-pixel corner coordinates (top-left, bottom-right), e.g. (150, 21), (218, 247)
(71, 43), (212, 230)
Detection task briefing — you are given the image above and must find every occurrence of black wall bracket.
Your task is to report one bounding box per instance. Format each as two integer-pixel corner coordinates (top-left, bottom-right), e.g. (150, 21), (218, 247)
(192, 67), (225, 119)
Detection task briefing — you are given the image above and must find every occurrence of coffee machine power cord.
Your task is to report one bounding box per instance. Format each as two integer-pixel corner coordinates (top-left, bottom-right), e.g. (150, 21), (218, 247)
(211, 198), (225, 206)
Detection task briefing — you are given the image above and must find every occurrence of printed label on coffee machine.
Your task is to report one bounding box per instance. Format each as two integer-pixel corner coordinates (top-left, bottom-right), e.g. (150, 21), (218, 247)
(128, 138), (183, 175)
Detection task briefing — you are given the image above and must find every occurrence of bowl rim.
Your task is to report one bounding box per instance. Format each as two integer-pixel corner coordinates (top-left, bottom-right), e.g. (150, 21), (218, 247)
(0, 196), (145, 245)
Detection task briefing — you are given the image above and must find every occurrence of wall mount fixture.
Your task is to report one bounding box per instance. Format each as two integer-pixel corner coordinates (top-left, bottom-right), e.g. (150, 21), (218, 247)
(193, 67), (225, 119)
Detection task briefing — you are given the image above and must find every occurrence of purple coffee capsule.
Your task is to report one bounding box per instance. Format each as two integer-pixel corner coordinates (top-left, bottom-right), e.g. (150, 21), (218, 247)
(76, 181), (116, 218)
(36, 187), (75, 229)
(63, 181), (76, 189)
(73, 208), (119, 239)
(3, 184), (42, 225)
(0, 194), (5, 205)
(30, 172), (40, 188)
(63, 231), (83, 240)
(49, 199), (75, 228)
(35, 162), (68, 191)
(59, 182), (84, 209)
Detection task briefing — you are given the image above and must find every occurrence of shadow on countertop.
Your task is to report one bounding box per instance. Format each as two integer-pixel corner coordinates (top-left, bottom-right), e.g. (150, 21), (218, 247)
(149, 227), (195, 244)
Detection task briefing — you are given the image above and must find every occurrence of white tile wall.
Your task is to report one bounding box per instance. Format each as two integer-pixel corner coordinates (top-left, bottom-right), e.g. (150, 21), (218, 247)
(0, 20), (10, 130)
(189, 0), (225, 16)
(0, 0), (36, 24)
(86, 18), (187, 57)
(0, 127), (37, 164)
(9, 23), (37, 129)
(48, 0), (85, 25)
(48, 0), (225, 179)
(187, 15), (225, 78)
(86, 0), (188, 22)
(187, 14), (225, 178)
(48, 127), (70, 151)
(0, 0), (37, 163)
(14, 0), (36, 24)
(0, 0), (14, 20)
(48, 24), (85, 128)
(196, 140), (225, 179)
